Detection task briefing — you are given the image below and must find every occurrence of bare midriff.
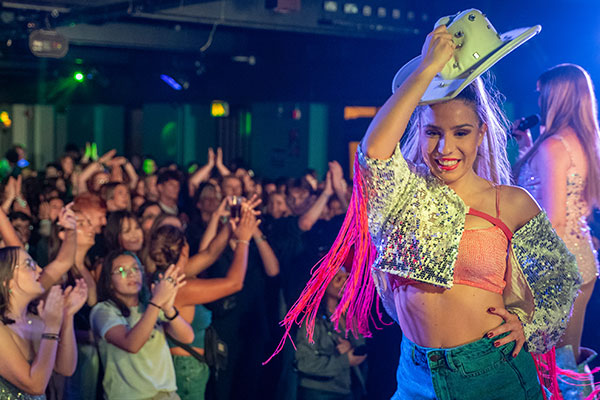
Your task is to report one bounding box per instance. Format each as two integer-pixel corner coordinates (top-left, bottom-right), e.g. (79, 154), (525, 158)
(394, 282), (505, 348)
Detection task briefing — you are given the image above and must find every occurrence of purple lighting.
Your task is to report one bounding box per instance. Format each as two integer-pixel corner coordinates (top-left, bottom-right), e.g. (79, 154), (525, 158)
(160, 74), (182, 90)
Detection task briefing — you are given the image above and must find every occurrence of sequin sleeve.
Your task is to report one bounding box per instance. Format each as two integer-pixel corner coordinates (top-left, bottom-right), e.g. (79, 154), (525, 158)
(356, 143), (412, 237)
(509, 212), (582, 355)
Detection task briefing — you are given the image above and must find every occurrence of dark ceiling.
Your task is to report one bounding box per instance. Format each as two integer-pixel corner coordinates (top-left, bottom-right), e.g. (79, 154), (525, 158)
(0, 0), (599, 106)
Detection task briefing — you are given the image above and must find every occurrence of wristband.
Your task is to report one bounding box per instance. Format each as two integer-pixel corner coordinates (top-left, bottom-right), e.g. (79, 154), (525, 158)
(254, 236), (267, 245)
(41, 333), (60, 342)
(165, 306), (179, 321)
(148, 301), (161, 310)
(235, 239), (250, 246)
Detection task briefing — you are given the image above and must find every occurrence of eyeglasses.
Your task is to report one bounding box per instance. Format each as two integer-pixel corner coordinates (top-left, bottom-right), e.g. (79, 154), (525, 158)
(17, 258), (37, 272)
(111, 266), (142, 279)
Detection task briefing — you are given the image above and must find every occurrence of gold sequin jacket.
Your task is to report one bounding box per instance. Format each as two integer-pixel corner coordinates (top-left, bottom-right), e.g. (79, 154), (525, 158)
(358, 144), (582, 355)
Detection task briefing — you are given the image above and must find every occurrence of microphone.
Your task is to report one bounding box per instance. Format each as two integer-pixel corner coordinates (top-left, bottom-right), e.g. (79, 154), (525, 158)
(514, 114), (541, 133)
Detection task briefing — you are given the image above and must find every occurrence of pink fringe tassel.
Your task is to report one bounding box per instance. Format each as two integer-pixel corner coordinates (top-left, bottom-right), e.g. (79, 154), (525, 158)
(264, 156), (377, 364)
(533, 348), (600, 400)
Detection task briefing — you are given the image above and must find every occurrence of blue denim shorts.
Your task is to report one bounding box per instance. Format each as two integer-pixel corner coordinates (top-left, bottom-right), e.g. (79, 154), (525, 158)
(391, 334), (544, 400)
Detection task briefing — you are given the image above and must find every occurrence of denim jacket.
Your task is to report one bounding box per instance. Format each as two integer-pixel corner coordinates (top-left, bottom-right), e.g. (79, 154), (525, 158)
(358, 144), (582, 355)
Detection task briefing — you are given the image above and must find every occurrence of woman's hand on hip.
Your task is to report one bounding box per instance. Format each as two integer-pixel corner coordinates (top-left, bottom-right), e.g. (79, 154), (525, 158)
(485, 307), (525, 358)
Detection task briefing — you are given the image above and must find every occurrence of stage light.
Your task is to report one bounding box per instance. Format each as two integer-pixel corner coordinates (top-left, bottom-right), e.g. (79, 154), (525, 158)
(343, 3), (358, 14)
(73, 72), (85, 82)
(211, 101), (229, 117)
(160, 74), (182, 91)
(0, 111), (12, 128)
(323, 1), (337, 12)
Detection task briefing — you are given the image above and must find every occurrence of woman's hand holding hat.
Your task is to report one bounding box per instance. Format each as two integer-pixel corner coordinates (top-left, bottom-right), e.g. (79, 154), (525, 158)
(419, 25), (456, 77)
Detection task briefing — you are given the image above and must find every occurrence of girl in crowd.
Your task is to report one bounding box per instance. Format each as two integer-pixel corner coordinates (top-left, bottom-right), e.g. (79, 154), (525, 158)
(91, 251), (193, 399)
(104, 211), (144, 253)
(515, 64), (600, 398)
(0, 245), (87, 398)
(148, 206), (259, 400)
(279, 19), (580, 400)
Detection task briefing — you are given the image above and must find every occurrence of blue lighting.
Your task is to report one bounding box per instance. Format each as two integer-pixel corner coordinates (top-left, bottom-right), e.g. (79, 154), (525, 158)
(160, 74), (182, 91)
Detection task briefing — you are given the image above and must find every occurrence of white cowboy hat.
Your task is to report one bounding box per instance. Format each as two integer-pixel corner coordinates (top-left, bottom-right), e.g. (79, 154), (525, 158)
(392, 9), (541, 104)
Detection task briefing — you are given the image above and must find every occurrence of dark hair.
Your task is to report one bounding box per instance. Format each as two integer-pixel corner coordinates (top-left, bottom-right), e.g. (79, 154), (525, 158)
(5, 149), (18, 164)
(157, 169), (182, 185)
(0, 247), (21, 324)
(104, 211), (139, 250)
(149, 225), (185, 270)
(136, 201), (160, 220)
(97, 250), (145, 318)
(193, 182), (219, 206)
(8, 211), (32, 224)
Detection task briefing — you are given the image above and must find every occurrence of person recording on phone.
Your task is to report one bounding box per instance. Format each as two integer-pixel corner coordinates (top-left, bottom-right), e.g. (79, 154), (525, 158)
(514, 64), (600, 399)
(295, 268), (366, 400)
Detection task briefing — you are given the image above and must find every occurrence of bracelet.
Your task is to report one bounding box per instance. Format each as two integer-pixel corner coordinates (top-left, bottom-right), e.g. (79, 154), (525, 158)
(148, 301), (161, 310)
(235, 239), (250, 246)
(165, 306), (179, 321)
(41, 333), (60, 342)
(15, 197), (27, 207)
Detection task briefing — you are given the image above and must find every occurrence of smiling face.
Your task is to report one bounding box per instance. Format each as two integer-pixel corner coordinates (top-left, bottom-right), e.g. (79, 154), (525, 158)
(419, 100), (486, 185)
(10, 250), (44, 297)
(119, 217), (144, 252)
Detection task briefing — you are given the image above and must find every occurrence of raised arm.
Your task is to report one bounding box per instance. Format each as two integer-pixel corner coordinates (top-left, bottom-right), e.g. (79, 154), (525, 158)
(124, 160), (139, 191)
(54, 279), (88, 376)
(0, 201), (23, 247)
(188, 148), (215, 197)
(175, 206), (259, 307)
(39, 204), (77, 290)
(103, 265), (190, 353)
(363, 25), (454, 159)
(299, 171), (333, 232)
(215, 147), (231, 177)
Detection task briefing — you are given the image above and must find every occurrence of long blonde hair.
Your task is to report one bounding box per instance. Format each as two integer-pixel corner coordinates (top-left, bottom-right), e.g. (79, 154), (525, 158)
(402, 75), (512, 185)
(514, 64), (600, 208)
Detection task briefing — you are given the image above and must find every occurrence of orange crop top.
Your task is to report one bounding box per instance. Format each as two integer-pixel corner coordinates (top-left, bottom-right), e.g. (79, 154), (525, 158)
(454, 187), (512, 294)
(390, 186), (513, 294)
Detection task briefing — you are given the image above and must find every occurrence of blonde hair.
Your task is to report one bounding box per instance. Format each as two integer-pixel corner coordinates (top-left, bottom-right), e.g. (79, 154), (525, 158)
(514, 64), (600, 208)
(402, 75), (512, 185)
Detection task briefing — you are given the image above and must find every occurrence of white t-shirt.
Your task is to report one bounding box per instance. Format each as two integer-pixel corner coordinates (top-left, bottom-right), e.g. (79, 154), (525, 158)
(90, 301), (177, 400)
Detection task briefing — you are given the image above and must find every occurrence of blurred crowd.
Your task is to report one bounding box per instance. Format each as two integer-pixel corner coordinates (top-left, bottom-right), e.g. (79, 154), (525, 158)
(0, 142), (381, 400)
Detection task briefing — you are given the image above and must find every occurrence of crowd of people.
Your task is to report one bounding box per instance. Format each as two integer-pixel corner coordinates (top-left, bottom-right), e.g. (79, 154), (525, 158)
(0, 137), (367, 400)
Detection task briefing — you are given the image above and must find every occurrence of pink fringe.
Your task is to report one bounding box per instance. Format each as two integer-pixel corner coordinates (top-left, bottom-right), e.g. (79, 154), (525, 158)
(264, 156), (378, 364)
(533, 348), (600, 400)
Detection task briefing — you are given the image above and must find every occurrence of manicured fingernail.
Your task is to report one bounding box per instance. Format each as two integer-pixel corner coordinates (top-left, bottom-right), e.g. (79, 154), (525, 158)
(488, 307), (495, 312)
(487, 332), (494, 338)
(494, 341), (500, 347)
(513, 353), (517, 358)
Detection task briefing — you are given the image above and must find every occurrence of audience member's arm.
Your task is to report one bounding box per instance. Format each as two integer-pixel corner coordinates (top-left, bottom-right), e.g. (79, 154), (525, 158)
(39, 205), (76, 290)
(185, 224), (230, 277)
(298, 171), (333, 231)
(188, 148), (215, 197)
(329, 161), (349, 211)
(0, 204), (23, 247)
(54, 279), (88, 376)
(0, 286), (64, 395)
(215, 147), (231, 177)
(124, 160), (139, 191)
(252, 228), (279, 277)
(104, 265), (188, 353)
(199, 198), (228, 251)
(176, 207), (258, 306)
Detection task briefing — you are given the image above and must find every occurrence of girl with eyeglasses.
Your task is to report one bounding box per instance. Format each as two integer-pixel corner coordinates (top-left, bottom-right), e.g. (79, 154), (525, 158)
(91, 251), (193, 400)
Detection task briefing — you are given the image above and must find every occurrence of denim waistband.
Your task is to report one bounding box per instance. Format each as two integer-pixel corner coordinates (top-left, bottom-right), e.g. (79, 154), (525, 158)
(402, 332), (514, 371)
